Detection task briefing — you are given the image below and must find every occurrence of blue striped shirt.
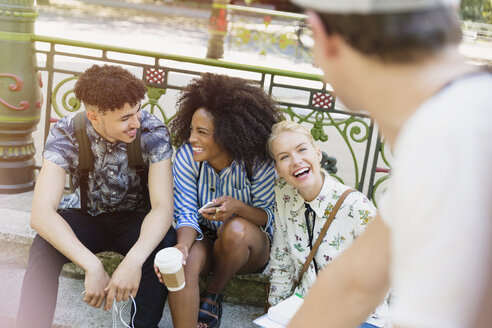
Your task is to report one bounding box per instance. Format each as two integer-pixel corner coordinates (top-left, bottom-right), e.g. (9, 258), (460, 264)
(173, 143), (276, 240)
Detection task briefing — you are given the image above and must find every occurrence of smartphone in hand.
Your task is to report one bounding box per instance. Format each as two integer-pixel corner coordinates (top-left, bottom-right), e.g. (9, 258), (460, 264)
(198, 201), (220, 213)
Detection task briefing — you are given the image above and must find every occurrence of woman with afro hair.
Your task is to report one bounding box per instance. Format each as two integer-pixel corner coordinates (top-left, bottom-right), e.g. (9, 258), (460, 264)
(156, 73), (282, 328)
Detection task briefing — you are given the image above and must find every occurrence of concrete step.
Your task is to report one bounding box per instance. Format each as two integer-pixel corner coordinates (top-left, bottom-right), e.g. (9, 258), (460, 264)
(0, 263), (264, 328)
(0, 192), (35, 269)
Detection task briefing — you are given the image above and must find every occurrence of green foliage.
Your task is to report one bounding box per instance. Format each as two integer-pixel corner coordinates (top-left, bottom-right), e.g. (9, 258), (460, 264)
(460, 0), (492, 23)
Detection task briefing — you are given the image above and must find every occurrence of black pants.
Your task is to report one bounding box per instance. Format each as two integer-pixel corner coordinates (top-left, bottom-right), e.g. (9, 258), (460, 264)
(16, 209), (176, 328)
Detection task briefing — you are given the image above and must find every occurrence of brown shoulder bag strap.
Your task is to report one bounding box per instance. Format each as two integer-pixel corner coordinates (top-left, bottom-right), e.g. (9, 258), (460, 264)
(292, 188), (356, 291)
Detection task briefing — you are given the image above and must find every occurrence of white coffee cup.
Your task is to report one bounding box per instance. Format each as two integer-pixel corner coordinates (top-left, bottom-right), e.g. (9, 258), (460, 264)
(154, 247), (186, 292)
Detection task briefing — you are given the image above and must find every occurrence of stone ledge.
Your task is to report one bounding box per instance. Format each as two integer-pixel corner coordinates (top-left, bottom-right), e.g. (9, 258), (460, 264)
(201, 272), (269, 307)
(64, 252), (269, 307)
(0, 208), (35, 268)
(0, 209), (270, 307)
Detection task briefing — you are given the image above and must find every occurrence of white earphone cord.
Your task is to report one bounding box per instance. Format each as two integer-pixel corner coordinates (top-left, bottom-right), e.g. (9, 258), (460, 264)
(81, 290), (136, 328)
(112, 294), (136, 328)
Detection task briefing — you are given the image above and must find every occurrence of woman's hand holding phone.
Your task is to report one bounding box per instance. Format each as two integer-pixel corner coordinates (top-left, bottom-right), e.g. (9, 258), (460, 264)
(199, 196), (242, 222)
(198, 201), (220, 213)
(200, 200), (224, 221)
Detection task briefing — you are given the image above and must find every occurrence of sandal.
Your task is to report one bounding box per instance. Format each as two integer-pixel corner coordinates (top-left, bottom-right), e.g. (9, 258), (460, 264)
(198, 291), (223, 328)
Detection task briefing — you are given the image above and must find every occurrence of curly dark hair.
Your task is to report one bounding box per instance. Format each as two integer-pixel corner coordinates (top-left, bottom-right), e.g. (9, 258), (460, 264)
(169, 73), (283, 177)
(74, 64), (147, 113)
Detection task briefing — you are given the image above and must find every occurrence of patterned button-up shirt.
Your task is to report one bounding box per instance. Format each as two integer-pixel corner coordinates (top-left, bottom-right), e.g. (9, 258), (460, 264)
(173, 143), (276, 240)
(268, 170), (389, 327)
(44, 110), (173, 216)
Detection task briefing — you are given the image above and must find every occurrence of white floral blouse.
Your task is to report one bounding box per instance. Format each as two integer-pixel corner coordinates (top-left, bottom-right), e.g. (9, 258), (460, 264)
(268, 170), (390, 327)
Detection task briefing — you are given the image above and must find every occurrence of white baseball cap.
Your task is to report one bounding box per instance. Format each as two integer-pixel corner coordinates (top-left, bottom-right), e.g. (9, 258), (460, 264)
(290, 0), (461, 14)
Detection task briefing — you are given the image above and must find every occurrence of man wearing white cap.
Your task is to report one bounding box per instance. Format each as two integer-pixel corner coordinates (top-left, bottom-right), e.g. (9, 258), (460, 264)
(287, 1), (492, 327)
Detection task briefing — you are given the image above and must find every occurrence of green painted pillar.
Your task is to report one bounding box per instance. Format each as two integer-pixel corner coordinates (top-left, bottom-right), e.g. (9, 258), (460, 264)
(206, 0), (230, 59)
(0, 0), (41, 193)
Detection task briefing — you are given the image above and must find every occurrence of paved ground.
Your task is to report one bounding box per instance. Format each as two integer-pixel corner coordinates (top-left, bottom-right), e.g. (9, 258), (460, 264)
(1, 264), (264, 328)
(36, 0), (318, 70)
(36, 0), (210, 56)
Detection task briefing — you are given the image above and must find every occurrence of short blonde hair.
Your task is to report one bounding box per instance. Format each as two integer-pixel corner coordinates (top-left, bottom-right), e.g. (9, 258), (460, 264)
(267, 121), (317, 159)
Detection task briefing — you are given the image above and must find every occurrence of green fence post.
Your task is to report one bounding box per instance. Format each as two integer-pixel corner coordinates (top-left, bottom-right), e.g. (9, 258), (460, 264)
(0, 0), (41, 193)
(206, 0), (230, 59)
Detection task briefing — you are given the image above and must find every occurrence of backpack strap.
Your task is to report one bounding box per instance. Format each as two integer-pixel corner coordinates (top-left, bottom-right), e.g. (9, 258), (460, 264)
(73, 112), (94, 213)
(74, 111), (150, 212)
(127, 128), (150, 209)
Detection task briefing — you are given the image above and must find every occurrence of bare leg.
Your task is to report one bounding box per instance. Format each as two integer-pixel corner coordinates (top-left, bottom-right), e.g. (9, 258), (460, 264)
(197, 217), (270, 327)
(168, 238), (213, 328)
(207, 217), (270, 293)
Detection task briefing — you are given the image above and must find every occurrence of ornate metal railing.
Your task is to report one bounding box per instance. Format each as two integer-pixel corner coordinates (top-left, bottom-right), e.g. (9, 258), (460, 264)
(32, 34), (390, 205)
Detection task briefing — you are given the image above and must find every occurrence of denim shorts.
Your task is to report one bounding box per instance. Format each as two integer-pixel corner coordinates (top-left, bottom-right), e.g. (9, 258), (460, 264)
(359, 323), (379, 328)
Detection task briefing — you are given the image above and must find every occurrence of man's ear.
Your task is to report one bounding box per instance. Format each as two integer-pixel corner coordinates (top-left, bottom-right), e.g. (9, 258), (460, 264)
(86, 109), (99, 124)
(307, 10), (341, 59)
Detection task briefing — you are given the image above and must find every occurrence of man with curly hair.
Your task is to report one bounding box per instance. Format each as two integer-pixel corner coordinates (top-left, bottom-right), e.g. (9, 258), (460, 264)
(16, 64), (176, 328)
(286, 0), (492, 328)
